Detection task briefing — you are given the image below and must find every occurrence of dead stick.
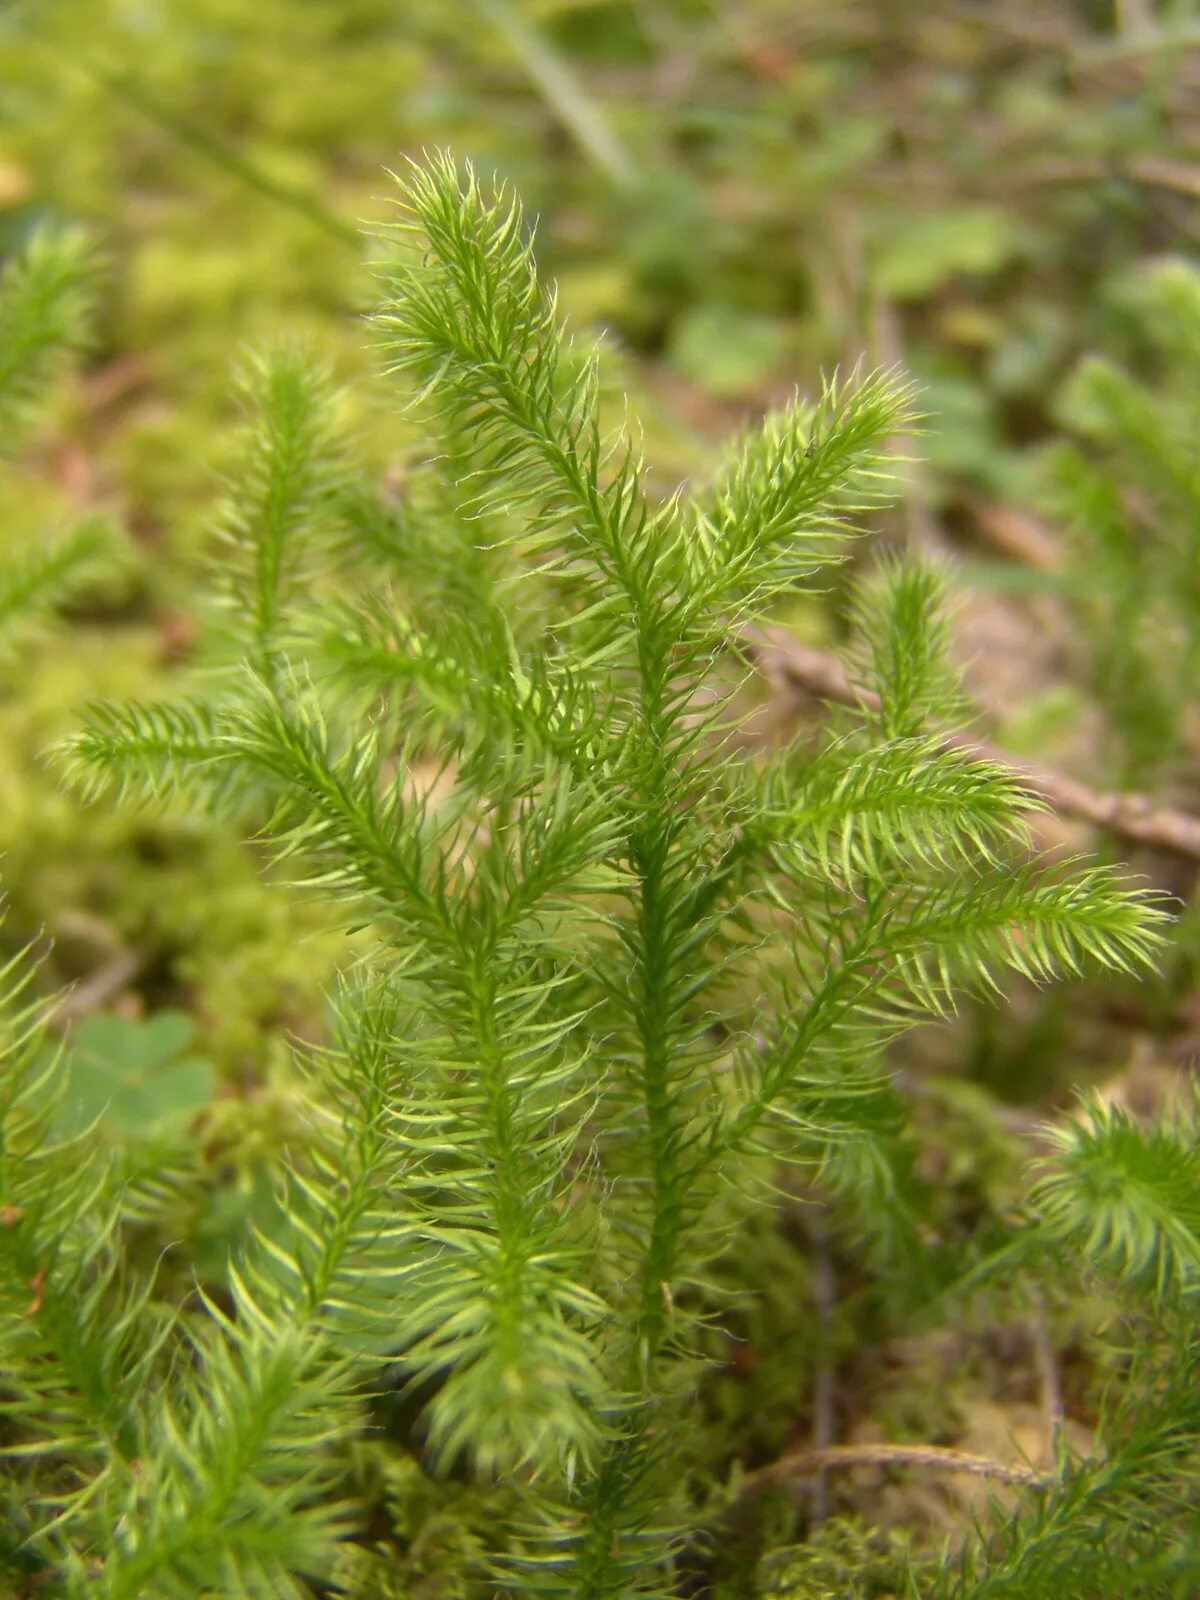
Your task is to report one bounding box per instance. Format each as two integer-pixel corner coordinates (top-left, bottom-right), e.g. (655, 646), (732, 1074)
(1028, 155), (1200, 203)
(1028, 1285), (1063, 1464)
(748, 631), (1200, 863)
(739, 1442), (1048, 1495)
(51, 948), (141, 1024)
(969, 500), (1061, 573)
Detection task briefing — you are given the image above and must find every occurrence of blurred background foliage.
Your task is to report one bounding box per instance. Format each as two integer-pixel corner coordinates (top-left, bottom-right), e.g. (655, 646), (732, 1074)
(3, 0), (1200, 1585)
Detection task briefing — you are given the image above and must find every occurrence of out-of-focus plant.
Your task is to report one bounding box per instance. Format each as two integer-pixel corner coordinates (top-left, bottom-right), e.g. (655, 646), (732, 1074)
(1044, 259), (1200, 789)
(0, 225), (115, 652)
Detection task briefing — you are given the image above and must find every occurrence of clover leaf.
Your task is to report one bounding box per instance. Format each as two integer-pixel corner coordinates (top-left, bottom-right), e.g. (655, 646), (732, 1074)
(55, 1009), (217, 1138)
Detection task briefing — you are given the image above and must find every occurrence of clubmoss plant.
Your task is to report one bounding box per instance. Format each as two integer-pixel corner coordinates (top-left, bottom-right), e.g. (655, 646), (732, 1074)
(933, 1087), (1200, 1600)
(4, 157), (1176, 1594)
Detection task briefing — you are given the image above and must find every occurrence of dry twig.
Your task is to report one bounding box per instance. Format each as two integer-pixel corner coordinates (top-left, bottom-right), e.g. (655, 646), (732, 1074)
(969, 502), (1062, 574)
(1028, 1285), (1063, 1464)
(1028, 154), (1200, 203)
(739, 1441), (1048, 1496)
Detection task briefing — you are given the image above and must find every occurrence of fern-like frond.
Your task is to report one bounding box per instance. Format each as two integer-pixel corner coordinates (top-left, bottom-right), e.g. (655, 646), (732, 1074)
(501, 1438), (690, 1600)
(845, 554), (969, 738)
(0, 943), (173, 1554)
(0, 516), (118, 654)
(212, 345), (348, 678)
(60, 696), (237, 812)
(221, 680), (463, 948)
(321, 969), (610, 1478)
(372, 154), (665, 634)
(251, 976), (421, 1347)
(725, 862), (1166, 1157)
(319, 592), (608, 778)
(1031, 1095), (1200, 1300)
(0, 223), (95, 452)
(74, 978), (410, 1597)
(220, 681), (619, 1469)
(93, 1316), (360, 1600)
(763, 733), (1039, 883)
(882, 860), (1167, 990)
(687, 366), (916, 620)
(943, 1333), (1200, 1600)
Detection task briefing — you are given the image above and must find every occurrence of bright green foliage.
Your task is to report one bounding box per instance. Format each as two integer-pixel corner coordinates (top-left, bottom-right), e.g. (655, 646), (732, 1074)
(210, 347), (348, 681)
(940, 1337), (1200, 1600)
(1046, 258), (1200, 784)
(26, 157), (1173, 1595)
(0, 940), (189, 1583)
(929, 1088), (1200, 1600)
(691, 367), (909, 619)
(846, 559), (970, 742)
(759, 1517), (924, 1599)
(1032, 1093), (1200, 1301)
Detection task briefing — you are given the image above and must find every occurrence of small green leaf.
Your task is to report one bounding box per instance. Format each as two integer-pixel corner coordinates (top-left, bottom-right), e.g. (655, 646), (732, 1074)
(872, 208), (1018, 300)
(55, 1009), (217, 1138)
(669, 304), (789, 397)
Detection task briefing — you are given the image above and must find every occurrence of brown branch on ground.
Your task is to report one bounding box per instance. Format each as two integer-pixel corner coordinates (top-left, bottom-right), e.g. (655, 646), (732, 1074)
(1028, 1285), (1063, 1464)
(51, 948), (141, 1025)
(746, 630), (1200, 863)
(969, 501), (1062, 573)
(738, 1441), (1049, 1495)
(1028, 154), (1200, 203)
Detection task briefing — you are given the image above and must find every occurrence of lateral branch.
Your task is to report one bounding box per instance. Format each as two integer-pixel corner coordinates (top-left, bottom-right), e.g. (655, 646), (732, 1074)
(748, 630), (1200, 863)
